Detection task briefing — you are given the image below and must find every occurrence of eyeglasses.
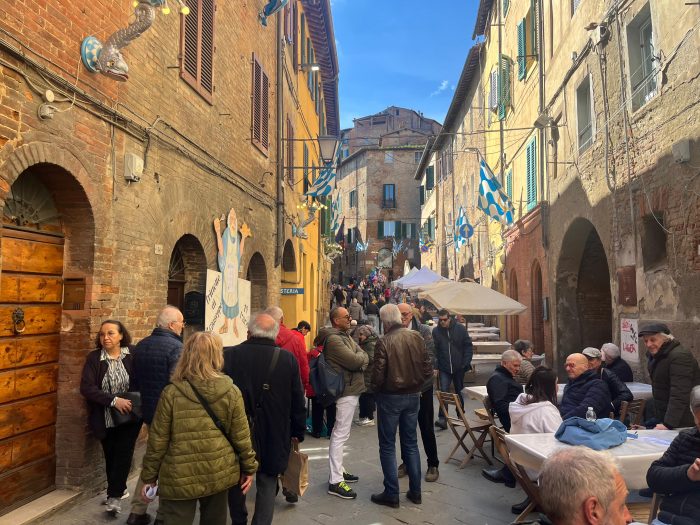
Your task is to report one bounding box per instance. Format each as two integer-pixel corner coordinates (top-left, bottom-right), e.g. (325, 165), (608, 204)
(438, 318), (450, 323)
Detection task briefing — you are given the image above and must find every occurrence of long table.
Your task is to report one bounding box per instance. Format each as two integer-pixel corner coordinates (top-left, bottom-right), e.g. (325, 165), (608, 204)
(505, 429), (678, 490)
(464, 382), (653, 403)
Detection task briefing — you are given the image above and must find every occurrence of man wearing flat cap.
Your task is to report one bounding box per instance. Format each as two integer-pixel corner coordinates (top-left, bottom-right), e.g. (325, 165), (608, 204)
(640, 322), (700, 429)
(583, 347), (632, 417)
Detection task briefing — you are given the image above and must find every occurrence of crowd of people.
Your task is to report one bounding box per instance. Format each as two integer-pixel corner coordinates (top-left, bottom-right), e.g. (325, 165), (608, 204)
(79, 293), (700, 525)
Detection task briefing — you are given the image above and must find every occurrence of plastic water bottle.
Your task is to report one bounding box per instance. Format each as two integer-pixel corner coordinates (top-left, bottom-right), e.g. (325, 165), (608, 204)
(586, 407), (597, 421)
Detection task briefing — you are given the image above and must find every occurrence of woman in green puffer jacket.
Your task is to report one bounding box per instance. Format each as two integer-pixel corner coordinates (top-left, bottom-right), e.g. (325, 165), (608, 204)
(140, 332), (258, 525)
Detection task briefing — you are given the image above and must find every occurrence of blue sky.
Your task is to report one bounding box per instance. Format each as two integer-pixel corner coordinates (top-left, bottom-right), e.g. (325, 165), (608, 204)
(331, 0), (479, 129)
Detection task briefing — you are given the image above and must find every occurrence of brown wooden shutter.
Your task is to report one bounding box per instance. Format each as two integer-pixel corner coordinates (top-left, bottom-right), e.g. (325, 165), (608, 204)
(183, 0), (198, 78)
(261, 70), (269, 150)
(180, 0), (214, 103)
(287, 118), (294, 187)
(252, 55), (262, 145)
(201, 0), (215, 94)
(292, 1), (298, 69)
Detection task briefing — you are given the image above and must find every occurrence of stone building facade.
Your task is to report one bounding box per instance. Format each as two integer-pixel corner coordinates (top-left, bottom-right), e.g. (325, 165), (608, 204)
(0, 0), (337, 515)
(333, 107), (441, 282)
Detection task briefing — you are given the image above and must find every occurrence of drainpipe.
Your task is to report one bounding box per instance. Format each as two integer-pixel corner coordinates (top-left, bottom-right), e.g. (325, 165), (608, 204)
(275, 10), (284, 268)
(497, 0), (504, 181)
(538, 0), (547, 250)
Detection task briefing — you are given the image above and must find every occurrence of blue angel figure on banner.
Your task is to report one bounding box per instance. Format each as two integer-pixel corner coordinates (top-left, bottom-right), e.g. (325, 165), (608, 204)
(477, 160), (515, 226)
(454, 206), (474, 250)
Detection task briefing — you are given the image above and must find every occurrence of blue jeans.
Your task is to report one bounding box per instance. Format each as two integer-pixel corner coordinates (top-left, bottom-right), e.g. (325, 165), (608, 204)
(376, 393), (421, 496)
(438, 370), (464, 420)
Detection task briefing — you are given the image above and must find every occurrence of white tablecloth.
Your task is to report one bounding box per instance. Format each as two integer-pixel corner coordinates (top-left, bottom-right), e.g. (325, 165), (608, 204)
(505, 429), (679, 490)
(464, 382), (652, 403)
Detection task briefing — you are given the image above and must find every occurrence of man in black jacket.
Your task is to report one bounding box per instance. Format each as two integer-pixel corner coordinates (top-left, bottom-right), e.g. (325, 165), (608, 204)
(225, 312), (306, 525)
(601, 343), (634, 383)
(560, 353), (612, 420)
(432, 310), (473, 429)
(482, 350), (522, 489)
(647, 385), (700, 525)
(128, 305), (184, 525)
(583, 347), (633, 417)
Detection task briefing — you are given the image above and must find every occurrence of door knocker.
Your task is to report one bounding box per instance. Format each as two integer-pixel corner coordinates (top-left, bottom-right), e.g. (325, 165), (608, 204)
(12, 308), (26, 334)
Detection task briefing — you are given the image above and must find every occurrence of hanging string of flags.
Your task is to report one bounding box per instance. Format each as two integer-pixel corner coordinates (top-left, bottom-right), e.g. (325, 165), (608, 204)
(477, 159), (514, 226)
(304, 167), (336, 198)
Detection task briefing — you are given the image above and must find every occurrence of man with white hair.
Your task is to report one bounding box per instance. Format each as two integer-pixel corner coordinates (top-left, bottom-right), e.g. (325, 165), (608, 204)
(369, 304), (432, 508)
(482, 350), (523, 488)
(264, 306), (309, 404)
(647, 385), (700, 524)
(225, 312), (306, 525)
(600, 343), (633, 383)
(539, 447), (633, 525)
(128, 305), (185, 525)
(639, 322), (700, 429)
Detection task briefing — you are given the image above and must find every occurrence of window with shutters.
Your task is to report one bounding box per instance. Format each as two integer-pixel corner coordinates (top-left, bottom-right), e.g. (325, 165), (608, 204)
(526, 138), (537, 211)
(498, 55), (512, 120)
(626, 4), (657, 111)
(286, 118), (294, 187)
(518, 1), (539, 81)
(403, 223), (417, 239)
(180, 0), (215, 103)
(379, 221), (396, 238)
(489, 69), (498, 112)
(349, 190), (357, 208)
(291, 2), (298, 69)
(436, 156), (443, 182)
(251, 54), (269, 153)
(283, 3), (294, 43)
(300, 13), (305, 69)
(425, 166), (435, 190)
(302, 144), (309, 194)
(419, 186), (425, 205)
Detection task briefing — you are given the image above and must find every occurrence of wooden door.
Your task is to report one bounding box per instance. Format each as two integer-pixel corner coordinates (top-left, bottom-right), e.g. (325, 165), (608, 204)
(0, 228), (62, 514)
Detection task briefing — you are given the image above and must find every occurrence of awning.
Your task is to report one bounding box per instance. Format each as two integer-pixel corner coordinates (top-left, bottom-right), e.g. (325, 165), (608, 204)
(418, 281), (527, 315)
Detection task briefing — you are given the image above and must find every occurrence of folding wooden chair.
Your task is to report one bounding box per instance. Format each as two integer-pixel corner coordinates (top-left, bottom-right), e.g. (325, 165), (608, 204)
(436, 391), (493, 468)
(618, 399), (646, 428)
(490, 426), (542, 523)
(474, 397), (499, 460)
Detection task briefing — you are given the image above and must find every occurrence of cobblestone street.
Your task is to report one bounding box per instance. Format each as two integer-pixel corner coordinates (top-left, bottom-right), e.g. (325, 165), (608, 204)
(40, 372), (521, 525)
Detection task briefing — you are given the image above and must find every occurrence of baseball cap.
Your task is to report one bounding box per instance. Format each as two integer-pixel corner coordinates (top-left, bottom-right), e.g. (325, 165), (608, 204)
(638, 322), (670, 337)
(582, 347), (602, 359)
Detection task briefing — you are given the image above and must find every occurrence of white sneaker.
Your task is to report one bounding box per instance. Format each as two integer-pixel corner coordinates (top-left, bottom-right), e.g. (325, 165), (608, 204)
(358, 417), (375, 426)
(101, 490), (129, 504)
(105, 497), (122, 514)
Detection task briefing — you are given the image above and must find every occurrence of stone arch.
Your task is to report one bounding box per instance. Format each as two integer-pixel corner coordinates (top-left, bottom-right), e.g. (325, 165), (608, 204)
(509, 269), (519, 342)
(0, 160), (96, 507)
(168, 234), (207, 328)
(531, 260), (545, 353)
(246, 252), (268, 311)
(556, 218), (612, 367)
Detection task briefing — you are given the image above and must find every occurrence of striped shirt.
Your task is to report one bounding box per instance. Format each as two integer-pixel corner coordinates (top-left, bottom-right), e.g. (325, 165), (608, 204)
(100, 347), (131, 428)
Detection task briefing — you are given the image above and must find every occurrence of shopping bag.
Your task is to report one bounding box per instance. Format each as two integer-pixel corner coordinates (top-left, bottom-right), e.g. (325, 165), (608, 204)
(282, 439), (309, 496)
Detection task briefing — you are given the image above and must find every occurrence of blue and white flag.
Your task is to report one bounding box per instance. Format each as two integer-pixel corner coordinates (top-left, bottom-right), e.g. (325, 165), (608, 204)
(454, 206), (473, 250)
(304, 167), (336, 198)
(477, 160), (514, 226)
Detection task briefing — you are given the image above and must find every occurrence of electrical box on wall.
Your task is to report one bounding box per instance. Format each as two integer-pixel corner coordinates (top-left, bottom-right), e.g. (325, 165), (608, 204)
(124, 152), (143, 182)
(616, 266), (637, 306)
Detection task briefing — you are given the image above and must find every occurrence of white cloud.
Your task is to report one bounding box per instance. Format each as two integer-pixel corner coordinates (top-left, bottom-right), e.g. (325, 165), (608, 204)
(430, 80), (449, 97)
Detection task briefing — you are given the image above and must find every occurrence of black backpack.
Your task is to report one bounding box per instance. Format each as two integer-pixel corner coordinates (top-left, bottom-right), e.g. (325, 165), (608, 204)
(309, 346), (344, 408)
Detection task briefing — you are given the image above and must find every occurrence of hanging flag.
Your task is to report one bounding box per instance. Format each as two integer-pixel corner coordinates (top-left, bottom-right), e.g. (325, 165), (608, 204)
(304, 167), (336, 198)
(477, 159), (514, 226)
(454, 206), (474, 250)
(334, 217), (345, 245)
(330, 192), (341, 233)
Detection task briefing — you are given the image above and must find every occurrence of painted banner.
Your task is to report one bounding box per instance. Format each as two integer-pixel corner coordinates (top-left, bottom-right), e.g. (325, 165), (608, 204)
(205, 269), (251, 347)
(620, 318), (639, 363)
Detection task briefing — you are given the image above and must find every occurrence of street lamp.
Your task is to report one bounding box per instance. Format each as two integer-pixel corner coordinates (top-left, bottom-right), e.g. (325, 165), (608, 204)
(318, 135), (339, 165)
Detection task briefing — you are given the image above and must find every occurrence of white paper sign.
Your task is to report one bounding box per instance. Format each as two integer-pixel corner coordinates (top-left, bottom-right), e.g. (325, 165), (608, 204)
(205, 269), (251, 347)
(620, 318), (639, 363)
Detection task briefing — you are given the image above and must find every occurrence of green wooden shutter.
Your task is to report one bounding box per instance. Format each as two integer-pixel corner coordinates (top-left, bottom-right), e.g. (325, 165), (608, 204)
(506, 170), (513, 201)
(411, 223), (417, 239)
(517, 20), (526, 80)
(526, 138), (537, 211)
(420, 186), (425, 205)
(503, 0), (510, 16)
(377, 221), (384, 239)
(395, 221), (402, 238)
(498, 55), (511, 120)
(531, 0), (538, 54)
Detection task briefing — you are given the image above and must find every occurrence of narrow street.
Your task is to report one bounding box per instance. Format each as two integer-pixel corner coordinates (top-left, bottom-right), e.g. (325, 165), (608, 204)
(41, 370), (518, 525)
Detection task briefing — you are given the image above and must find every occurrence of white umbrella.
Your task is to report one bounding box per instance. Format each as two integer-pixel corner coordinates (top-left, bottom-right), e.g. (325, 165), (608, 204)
(399, 267), (449, 291)
(417, 280), (527, 315)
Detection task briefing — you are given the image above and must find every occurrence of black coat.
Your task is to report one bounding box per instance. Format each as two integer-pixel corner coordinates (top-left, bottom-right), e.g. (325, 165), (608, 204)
(648, 340), (700, 428)
(80, 348), (139, 440)
(432, 320), (473, 374)
(560, 370), (611, 420)
(647, 427), (700, 524)
(486, 365), (522, 432)
(132, 327), (183, 424)
(599, 368), (633, 415)
(605, 357), (633, 383)
(224, 338), (306, 476)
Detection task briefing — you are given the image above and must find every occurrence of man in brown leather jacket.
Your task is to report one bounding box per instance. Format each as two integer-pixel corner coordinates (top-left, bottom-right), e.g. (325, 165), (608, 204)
(370, 304), (433, 509)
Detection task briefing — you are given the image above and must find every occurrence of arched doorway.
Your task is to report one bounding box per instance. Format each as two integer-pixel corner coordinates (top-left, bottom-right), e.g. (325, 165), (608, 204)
(531, 261), (544, 353)
(509, 269), (519, 342)
(246, 253), (268, 311)
(0, 166), (94, 513)
(168, 235), (207, 330)
(556, 219), (612, 366)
